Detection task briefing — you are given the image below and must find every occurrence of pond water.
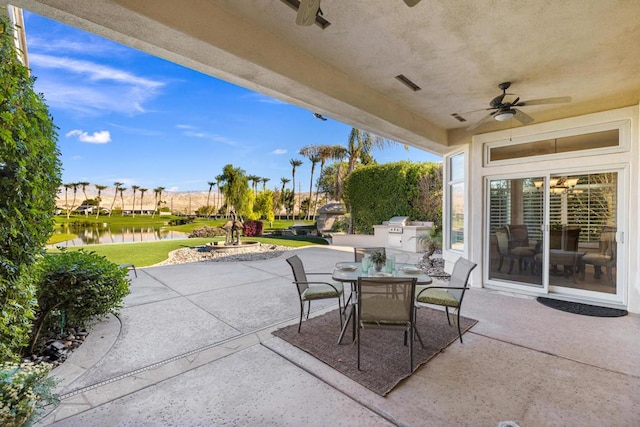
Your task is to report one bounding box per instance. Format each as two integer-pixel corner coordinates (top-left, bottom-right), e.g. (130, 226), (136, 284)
(50, 224), (190, 247)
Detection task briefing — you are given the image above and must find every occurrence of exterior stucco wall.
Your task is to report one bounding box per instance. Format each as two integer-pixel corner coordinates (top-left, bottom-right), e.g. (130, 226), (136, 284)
(445, 105), (639, 313)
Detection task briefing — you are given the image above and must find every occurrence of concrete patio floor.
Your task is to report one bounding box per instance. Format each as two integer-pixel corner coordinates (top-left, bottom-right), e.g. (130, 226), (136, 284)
(39, 245), (640, 426)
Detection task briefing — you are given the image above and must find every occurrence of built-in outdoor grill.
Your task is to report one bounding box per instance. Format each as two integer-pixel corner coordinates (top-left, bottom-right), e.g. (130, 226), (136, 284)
(373, 216), (433, 252)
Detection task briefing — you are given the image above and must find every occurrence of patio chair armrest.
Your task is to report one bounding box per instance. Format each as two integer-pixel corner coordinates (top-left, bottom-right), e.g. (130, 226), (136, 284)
(416, 285), (469, 298)
(306, 272), (332, 276)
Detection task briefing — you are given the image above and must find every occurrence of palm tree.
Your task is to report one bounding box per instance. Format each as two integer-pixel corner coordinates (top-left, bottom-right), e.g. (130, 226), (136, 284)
(67, 183), (79, 219)
(247, 175), (261, 196)
(139, 188), (148, 215)
(94, 184), (108, 218)
(331, 146), (348, 201)
(289, 158), (303, 219)
(152, 186), (165, 218)
(118, 186), (127, 216)
(78, 181), (90, 216)
(131, 185), (140, 217)
(300, 145), (321, 220)
(279, 177), (290, 219)
(215, 174), (224, 218)
(261, 177), (270, 191)
(346, 128), (392, 175)
(206, 181), (216, 218)
(63, 183), (72, 216)
(109, 181), (123, 216)
(313, 145), (340, 217)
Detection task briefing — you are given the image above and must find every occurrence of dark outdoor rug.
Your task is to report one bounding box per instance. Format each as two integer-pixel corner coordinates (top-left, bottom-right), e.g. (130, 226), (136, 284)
(536, 297), (628, 317)
(272, 307), (477, 396)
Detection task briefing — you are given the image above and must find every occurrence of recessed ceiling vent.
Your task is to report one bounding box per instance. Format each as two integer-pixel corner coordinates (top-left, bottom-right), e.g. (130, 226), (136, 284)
(395, 74), (421, 92)
(451, 113), (467, 122)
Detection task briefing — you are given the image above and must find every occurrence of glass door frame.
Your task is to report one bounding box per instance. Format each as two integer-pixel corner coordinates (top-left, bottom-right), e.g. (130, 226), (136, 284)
(484, 171), (549, 295)
(484, 165), (627, 305)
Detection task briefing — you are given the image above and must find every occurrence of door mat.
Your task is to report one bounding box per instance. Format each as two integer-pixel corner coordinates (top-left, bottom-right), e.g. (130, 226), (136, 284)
(272, 307), (477, 396)
(536, 297), (627, 317)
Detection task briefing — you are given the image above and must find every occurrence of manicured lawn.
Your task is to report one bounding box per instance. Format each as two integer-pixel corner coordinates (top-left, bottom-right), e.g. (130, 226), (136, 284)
(45, 236), (327, 267)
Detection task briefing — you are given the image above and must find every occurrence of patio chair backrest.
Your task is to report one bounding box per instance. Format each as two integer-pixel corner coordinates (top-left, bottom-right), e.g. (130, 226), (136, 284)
(447, 257), (477, 303)
(599, 226), (616, 256)
(357, 277), (416, 325)
(286, 255), (309, 295)
(495, 227), (509, 256)
(507, 224), (529, 249)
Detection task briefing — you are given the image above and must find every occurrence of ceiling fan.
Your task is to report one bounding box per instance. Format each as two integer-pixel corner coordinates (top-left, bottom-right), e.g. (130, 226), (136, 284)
(464, 82), (571, 131)
(295, 0), (421, 26)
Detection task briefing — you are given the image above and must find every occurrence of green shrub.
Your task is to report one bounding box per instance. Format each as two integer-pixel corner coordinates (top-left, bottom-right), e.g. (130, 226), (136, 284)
(168, 217), (193, 226)
(343, 161), (442, 234)
(1, 14), (62, 361)
(0, 361), (58, 426)
(30, 251), (130, 350)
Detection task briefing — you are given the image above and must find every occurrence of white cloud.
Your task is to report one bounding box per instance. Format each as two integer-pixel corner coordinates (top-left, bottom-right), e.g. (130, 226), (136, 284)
(248, 93), (286, 105)
(27, 36), (128, 58)
(71, 155), (82, 161)
(31, 54), (164, 89)
(183, 131), (236, 146)
(272, 149), (287, 155)
(29, 54), (165, 116)
(165, 186), (179, 192)
(176, 124), (196, 129)
(66, 129), (111, 144)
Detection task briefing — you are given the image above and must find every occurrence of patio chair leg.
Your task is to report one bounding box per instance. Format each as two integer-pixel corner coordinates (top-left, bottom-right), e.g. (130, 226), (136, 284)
(305, 301), (311, 320)
(456, 310), (463, 344)
(298, 301), (304, 333)
(409, 325), (414, 372)
(356, 322), (361, 370)
(337, 297), (343, 328)
(445, 307), (451, 325)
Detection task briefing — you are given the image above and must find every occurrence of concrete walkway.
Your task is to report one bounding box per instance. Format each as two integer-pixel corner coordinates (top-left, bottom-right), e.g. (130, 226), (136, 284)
(40, 246), (640, 426)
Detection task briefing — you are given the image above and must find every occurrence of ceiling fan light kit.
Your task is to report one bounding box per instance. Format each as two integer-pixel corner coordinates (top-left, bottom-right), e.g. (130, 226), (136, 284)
(494, 109), (515, 121)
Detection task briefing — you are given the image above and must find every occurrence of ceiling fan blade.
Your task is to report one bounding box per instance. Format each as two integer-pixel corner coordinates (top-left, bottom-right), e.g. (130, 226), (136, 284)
(467, 112), (495, 131)
(518, 96), (572, 106)
(403, 0), (422, 6)
(296, 0), (321, 26)
(456, 107), (492, 118)
(489, 94), (506, 108)
(513, 108), (535, 125)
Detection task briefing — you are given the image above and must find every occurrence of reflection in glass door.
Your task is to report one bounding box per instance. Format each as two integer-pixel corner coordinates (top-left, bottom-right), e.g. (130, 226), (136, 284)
(488, 172), (619, 297)
(546, 172), (617, 294)
(488, 177), (544, 287)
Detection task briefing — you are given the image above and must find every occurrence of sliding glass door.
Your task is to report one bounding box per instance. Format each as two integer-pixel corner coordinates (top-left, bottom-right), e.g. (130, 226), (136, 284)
(547, 172), (618, 295)
(488, 177), (544, 287)
(487, 171), (620, 299)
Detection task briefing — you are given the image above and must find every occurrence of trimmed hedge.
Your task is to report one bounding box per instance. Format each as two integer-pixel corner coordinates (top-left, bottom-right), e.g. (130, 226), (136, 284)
(343, 161), (442, 234)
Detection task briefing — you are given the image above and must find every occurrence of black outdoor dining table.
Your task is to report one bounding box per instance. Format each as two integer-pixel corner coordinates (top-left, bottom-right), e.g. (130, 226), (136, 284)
(332, 261), (432, 344)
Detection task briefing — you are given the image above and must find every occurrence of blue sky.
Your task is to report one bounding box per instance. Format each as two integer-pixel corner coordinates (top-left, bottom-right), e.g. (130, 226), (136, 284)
(24, 11), (441, 193)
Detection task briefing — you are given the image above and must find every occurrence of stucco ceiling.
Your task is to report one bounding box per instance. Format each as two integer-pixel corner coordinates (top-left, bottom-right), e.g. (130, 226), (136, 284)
(4, 0), (640, 154)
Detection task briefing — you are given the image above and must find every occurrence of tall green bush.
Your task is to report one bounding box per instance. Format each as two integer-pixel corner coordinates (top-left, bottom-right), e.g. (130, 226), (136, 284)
(30, 251), (130, 351)
(343, 161), (442, 234)
(0, 15), (62, 361)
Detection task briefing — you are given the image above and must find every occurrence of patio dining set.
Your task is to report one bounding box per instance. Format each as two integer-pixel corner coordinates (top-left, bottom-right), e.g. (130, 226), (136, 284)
(286, 248), (476, 373)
